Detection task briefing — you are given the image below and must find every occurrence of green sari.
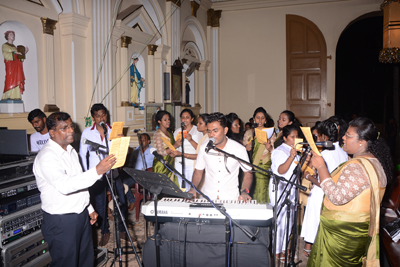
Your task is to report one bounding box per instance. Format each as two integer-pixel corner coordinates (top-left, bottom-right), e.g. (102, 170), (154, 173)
(152, 130), (179, 187)
(307, 158), (384, 267)
(251, 139), (272, 204)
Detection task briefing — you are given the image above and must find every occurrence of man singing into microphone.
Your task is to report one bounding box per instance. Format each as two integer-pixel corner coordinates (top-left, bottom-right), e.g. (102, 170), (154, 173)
(33, 112), (116, 267)
(188, 112), (253, 201)
(79, 103), (130, 246)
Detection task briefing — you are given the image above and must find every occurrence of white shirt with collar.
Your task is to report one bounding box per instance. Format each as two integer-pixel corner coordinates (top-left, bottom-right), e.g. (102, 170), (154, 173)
(33, 139), (102, 215)
(195, 137), (252, 200)
(79, 123), (112, 171)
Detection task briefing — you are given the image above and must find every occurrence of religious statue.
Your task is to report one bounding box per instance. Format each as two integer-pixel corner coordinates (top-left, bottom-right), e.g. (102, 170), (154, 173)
(130, 53), (145, 105)
(2, 31), (28, 100)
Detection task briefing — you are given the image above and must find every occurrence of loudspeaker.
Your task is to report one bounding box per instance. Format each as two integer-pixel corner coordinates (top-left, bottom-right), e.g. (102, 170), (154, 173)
(143, 222), (270, 267)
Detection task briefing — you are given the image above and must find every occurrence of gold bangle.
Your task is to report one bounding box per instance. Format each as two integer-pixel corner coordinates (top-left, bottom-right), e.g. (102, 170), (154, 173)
(317, 165), (325, 170)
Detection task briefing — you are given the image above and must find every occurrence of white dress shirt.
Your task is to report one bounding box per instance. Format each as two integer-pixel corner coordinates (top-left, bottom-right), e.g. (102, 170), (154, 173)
(33, 139), (102, 215)
(79, 123), (112, 171)
(195, 137), (252, 200)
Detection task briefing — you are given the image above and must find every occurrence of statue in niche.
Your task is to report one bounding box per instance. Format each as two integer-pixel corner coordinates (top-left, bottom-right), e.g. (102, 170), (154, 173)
(130, 53), (145, 106)
(2, 31), (28, 101)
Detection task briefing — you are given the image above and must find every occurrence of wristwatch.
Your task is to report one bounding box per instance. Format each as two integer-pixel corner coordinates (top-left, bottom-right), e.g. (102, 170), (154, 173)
(241, 188), (250, 195)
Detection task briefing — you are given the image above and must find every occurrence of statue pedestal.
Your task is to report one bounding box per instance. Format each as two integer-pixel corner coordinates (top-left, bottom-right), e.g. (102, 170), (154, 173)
(0, 100), (24, 113)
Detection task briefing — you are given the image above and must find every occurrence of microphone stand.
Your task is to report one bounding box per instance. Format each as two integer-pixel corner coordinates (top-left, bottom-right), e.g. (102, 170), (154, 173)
(154, 155), (258, 267)
(206, 142), (307, 267)
(99, 126), (142, 267)
(275, 145), (310, 267)
(180, 124), (186, 190)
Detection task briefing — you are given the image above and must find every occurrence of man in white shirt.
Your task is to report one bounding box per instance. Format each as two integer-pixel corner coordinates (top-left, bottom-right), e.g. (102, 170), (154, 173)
(33, 112), (116, 267)
(124, 133), (154, 210)
(188, 112), (253, 201)
(79, 103), (129, 247)
(27, 109), (49, 152)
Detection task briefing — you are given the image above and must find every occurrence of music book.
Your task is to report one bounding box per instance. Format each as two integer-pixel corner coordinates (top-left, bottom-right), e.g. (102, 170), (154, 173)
(300, 127), (321, 156)
(109, 136), (131, 169)
(109, 121), (124, 140)
(254, 127), (274, 144)
(160, 136), (176, 151)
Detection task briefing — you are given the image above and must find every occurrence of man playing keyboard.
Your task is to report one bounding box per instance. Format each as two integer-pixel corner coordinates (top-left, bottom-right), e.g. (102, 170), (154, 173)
(188, 112), (253, 202)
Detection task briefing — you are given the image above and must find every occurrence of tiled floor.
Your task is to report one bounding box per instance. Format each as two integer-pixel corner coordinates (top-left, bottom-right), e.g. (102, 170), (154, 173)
(93, 203), (310, 267)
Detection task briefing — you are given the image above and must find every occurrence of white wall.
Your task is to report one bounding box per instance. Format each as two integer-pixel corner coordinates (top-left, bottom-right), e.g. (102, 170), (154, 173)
(218, 0), (381, 123)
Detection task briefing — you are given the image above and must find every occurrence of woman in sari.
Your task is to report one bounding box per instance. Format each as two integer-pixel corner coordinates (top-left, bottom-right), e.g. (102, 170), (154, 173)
(307, 117), (393, 267)
(152, 110), (181, 185)
(243, 107), (275, 203)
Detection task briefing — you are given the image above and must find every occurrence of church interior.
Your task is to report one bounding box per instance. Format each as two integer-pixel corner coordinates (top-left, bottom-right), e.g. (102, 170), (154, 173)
(1, 0), (400, 266)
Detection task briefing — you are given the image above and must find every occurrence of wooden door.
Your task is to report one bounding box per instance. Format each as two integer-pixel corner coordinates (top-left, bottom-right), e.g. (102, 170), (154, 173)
(286, 15), (327, 127)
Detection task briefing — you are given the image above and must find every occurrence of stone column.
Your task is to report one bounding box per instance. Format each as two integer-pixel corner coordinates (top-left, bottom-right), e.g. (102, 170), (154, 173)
(207, 9), (222, 112)
(58, 13), (90, 122)
(147, 44), (158, 103)
(120, 36), (132, 106)
(40, 17), (59, 112)
(199, 60), (210, 112)
(154, 44), (171, 103)
(194, 63), (200, 107)
(166, 0), (181, 64)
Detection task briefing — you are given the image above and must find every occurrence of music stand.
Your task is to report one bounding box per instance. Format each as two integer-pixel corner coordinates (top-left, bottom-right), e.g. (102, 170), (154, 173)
(123, 168), (192, 267)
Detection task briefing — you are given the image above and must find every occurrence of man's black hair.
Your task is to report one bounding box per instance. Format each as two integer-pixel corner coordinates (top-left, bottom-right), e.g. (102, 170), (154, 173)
(207, 112), (227, 128)
(46, 112), (71, 131)
(90, 103), (108, 117)
(27, 109), (46, 122)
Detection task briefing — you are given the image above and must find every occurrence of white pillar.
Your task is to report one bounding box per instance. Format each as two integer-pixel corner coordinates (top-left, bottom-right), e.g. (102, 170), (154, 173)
(147, 45), (158, 103)
(40, 17), (59, 112)
(154, 44), (171, 103)
(119, 36), (131, 106)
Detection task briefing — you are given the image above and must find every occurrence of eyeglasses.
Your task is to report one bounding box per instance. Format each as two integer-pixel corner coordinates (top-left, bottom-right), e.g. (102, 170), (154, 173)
(58, 123), (76, 132)
(345, 134), (358, 138)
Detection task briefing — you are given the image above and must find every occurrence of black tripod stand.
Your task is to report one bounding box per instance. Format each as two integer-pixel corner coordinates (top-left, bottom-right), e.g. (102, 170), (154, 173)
(274, 145), (311, 267)
(95, 127), (142, 267)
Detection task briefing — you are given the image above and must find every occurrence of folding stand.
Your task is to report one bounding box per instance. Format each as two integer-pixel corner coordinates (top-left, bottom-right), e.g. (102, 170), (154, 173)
(122, 168), (192, 267)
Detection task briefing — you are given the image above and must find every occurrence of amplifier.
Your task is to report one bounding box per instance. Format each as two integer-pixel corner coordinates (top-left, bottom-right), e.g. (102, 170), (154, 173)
(0, 190), (41, 217)
(0, 176), (37, 201)
(1, 230), (49, 267)
(0, 159), (34, 184)
(0, 205), (42, 247)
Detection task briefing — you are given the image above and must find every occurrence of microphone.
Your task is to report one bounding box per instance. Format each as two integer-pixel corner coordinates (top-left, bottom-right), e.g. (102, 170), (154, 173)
(299, 141), (333, 148)
(99, 121), (108, 134)
(181, 122), (186, 128)
(82, 138), (106, 149)
(252, 123), (259, 128)
(150, 148), (166, 164)
(205, 138), (215, 153)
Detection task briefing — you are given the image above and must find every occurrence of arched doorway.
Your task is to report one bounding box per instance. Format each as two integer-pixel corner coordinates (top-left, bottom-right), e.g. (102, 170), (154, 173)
(335, 12), (392, 125)
(286, 15), (327, 127)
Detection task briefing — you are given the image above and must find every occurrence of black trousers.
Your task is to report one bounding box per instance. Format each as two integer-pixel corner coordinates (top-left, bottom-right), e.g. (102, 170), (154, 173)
(42, 209), (94, 267)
